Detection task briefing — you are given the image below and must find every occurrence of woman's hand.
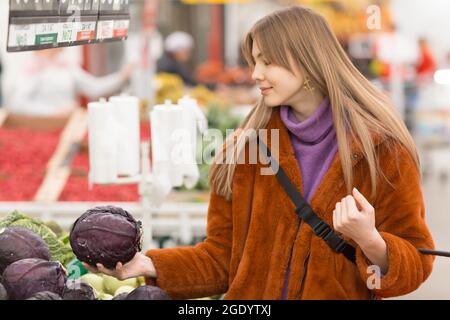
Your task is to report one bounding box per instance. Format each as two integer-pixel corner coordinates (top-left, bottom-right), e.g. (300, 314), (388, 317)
(333, 187), (388, 274)
(82, 252), (157, 281)
(332, 187), (377, 245)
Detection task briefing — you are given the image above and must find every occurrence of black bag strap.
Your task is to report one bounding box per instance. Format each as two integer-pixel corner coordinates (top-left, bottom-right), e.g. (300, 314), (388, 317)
(257, 136), (357, 264)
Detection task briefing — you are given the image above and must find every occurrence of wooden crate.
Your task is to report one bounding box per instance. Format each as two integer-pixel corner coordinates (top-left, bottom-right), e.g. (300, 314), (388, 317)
(33, 108), (88, 202)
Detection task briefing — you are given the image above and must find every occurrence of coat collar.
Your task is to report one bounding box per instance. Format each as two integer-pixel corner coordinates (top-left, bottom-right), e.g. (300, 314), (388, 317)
(263, 106), (387, 163)
(260, 106), (387, 216)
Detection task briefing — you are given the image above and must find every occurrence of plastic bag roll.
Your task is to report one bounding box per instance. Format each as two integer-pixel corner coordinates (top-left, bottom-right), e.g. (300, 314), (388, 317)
(150, 101), (200, 188)
(110, 95), (140, 176)
(88, 100), (118, 184)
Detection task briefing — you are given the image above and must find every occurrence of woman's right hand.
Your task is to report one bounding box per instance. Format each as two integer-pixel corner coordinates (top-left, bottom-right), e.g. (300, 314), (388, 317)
(82, 252), (157, 281)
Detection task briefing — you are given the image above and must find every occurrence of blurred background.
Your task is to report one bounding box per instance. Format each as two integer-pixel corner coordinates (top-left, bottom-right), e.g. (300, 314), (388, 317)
(1, 0), (450, 299)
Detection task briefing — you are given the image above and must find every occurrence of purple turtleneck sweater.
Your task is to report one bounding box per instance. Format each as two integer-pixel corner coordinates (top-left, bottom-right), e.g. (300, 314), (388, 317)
(279, 96), (338, 299)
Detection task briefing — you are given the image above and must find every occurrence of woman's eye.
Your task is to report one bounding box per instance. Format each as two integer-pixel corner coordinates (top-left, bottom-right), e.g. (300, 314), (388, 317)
(263, 61), (271, 66)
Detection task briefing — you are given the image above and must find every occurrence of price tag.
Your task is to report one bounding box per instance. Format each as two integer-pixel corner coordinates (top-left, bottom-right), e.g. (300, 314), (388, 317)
(113, 19), (129, 38)
(35, 22), (58, 45)
(58, 21), (76, 43)
(8, 23), (36, 48)
(97, 20), (114, 40)
(8, 0), (128, 51)
(75, 20), (97, 41)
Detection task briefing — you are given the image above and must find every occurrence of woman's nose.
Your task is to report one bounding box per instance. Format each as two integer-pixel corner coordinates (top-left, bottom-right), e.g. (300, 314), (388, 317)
(251, 66), (264, 82)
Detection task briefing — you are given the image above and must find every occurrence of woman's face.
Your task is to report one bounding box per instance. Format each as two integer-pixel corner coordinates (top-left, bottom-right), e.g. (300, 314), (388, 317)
(251, 42), (306, 107)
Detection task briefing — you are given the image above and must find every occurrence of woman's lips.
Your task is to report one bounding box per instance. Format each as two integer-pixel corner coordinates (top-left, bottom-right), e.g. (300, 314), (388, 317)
(260, 87), (273, 95)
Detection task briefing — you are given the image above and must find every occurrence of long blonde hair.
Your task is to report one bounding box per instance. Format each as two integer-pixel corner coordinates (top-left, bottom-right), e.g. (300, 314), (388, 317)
(209, 5), (420, 201)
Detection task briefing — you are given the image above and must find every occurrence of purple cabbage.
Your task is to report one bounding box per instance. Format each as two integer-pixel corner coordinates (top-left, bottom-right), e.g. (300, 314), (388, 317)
(69, 206), (142, 269)
(125, 286), (171, 300)
(0, 226), (51, 274)
(2, 258), (66, 300)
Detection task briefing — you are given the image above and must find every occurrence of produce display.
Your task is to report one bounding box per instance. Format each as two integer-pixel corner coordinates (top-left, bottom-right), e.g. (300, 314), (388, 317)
(0, 95), (242, 301)
(195, 61), (253, 86)
(188, 85), (230, 110)
(0, 207), (177, 300)
(155, 73), (185, 105)
(0, 127), (62, 201)
(155, 72), (232, 110)
(70, 206), (142, 269)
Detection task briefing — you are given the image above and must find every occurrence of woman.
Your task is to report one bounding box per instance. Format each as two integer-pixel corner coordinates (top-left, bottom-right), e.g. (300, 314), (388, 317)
(85, 6), (435, 300)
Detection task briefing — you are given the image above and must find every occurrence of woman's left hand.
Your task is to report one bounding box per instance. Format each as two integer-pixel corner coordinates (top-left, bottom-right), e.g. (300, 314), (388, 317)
(332, 187), (377, 245)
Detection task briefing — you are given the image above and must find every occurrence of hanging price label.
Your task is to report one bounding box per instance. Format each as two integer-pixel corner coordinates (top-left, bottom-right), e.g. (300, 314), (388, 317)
(58, 21), (76, 43)
(35, 22), (59, 45)
(8, 0), (130, 51)
(8, 23), (36, 48)
(97, 20), (114, 40)
(76, 20), (97, 41)
(113, 19), (129, 38)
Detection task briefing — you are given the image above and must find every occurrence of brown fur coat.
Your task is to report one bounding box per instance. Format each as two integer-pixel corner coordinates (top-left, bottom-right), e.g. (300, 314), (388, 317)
(145, 107), (435, 300)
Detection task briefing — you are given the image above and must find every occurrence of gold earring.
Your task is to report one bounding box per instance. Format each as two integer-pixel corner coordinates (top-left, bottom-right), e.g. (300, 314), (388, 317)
(303, 77), (315, 92)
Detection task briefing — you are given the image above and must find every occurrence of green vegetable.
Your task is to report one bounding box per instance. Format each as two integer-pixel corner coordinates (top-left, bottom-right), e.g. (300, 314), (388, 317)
(59, 233), (70, 245)
(0, 211), (75, 266)
(80, 273), (104, 293)
(103, 275), (138, 295)
(45, 220), (63, 237)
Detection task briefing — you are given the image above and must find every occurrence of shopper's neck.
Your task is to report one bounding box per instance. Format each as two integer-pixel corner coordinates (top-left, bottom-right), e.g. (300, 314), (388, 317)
(289, 90), (326, 122)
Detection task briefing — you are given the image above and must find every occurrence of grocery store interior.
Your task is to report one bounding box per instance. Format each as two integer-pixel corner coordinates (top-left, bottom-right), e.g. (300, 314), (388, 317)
(1, 0), (450, 300)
